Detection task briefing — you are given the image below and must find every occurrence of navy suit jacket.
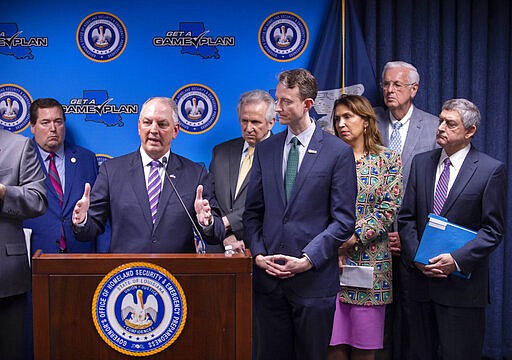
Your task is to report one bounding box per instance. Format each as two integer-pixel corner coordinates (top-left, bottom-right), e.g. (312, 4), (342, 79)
(75, 150), (224, 253)
(24, 142), (107, 254)
(243, 127), (357, 298)
(398, 146), (506, 307)
(377, 106), (438, 188)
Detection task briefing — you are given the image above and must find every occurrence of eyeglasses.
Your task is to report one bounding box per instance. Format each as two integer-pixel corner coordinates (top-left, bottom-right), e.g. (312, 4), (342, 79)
(380, 81), (416, 90)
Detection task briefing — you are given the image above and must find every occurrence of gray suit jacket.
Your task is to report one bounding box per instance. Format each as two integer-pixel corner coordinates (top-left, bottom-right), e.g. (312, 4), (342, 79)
(0, 129), (47, 298)
(377, 106), (438, 189)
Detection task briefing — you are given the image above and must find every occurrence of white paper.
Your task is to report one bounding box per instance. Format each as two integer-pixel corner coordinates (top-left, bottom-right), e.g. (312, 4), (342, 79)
(339, 265), (374, 289)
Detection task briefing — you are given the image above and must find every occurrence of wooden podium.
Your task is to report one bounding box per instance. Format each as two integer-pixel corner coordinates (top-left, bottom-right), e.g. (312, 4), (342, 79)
(32, 251), (252, 359)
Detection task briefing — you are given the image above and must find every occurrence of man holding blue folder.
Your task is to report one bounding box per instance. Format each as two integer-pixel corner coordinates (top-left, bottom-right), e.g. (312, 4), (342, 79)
(398, 98), (506, 360)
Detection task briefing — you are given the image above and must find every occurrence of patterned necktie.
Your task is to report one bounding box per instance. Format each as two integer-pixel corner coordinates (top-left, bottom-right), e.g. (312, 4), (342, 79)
(433, 157), (451, 215)
(285, 137), (299, 201)
(389, 121), (403, 153)
(235, 146), (254, 197)
(148, 160), (162, 223)
(48, 153), (66, 251)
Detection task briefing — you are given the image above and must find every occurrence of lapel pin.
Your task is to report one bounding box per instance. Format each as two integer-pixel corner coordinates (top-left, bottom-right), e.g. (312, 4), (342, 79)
(71, 157), (77, 163)
(307, 149), (317, 154)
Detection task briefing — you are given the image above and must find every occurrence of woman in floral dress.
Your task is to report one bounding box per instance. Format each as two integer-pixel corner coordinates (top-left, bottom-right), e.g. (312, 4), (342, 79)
(328, 95), (402, 360)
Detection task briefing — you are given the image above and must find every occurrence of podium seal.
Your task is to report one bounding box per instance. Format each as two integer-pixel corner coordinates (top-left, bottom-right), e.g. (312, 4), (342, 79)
(92, 262), (187, 356)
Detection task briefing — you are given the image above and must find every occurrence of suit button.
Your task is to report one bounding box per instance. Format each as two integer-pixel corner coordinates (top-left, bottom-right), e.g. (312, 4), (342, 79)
(152, 237), (157, 243)
(283, 217), (288, 224)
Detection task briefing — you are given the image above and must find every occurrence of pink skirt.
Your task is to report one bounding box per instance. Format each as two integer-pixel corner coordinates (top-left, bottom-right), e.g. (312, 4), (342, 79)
(329, 297), (386, 350)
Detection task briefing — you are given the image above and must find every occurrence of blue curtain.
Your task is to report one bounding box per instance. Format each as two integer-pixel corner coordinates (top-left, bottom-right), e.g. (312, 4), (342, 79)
(351, 1), (511, 358)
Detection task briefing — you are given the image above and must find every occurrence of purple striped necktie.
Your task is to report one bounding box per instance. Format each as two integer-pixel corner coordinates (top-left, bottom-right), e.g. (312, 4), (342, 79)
(148, 160), (162, 223)
(48, 153), (66, 251)
(433, 157), (451, 215)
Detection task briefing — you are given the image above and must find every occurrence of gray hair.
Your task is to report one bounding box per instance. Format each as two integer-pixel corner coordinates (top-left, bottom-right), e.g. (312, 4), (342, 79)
(140, 97), (179, 124)
(442, 98), (481, 129)
(236, 90), (276, 124)
(382, 61), (420, 84)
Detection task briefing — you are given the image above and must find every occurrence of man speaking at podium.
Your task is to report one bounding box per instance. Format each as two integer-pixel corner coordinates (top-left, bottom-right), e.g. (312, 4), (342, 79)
(72, 97), (224, 253)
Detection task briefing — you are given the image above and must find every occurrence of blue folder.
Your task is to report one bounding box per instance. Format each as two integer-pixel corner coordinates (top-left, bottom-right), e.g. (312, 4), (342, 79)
(414, 213), (477, 279)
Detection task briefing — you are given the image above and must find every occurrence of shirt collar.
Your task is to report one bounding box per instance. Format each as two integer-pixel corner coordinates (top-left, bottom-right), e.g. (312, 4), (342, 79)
(389, 104), (414, 126)
(242, 131), (271, 153)
(439, 144), (471, 171)
(38, 144), (65, 160)
(139, 147), (170, 167)
(286, 121), (316, 146)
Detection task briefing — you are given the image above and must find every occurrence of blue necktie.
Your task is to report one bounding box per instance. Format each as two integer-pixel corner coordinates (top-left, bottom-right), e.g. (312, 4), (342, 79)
(389, 121), (403, 153)
(285, 137), (299, 200)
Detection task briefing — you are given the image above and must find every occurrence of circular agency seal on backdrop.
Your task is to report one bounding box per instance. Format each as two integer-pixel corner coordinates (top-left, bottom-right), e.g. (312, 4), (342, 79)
(76, 12), (128, 62)
(0, 84), (33, 133)
(92, 262), (187, 356)
(258, 11), (309, 62)
(172, 83), (220, 134)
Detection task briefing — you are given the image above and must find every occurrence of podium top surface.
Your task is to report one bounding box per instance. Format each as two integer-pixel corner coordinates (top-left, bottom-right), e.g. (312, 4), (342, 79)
(32, 250), (253, 275)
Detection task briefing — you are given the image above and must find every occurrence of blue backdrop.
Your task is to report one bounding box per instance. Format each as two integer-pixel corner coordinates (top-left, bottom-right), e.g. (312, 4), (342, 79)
(1, 0), (331, 165)
(2, 1), (510, 358)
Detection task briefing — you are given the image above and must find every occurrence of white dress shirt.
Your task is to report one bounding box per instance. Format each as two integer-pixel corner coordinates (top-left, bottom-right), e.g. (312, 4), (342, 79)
(282, 121), (316, 179)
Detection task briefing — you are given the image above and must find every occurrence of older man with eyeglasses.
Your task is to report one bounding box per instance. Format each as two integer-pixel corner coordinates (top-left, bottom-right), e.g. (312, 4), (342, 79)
(375, 61), (439, 360)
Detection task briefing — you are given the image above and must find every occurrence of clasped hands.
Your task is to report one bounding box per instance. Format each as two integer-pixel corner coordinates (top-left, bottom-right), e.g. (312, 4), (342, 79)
(415, 253), (456, 278)
(255, 254), (312, 279)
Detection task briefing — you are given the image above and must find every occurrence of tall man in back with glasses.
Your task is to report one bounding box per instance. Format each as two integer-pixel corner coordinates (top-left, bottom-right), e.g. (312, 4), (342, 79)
(376, 61), (439, 360)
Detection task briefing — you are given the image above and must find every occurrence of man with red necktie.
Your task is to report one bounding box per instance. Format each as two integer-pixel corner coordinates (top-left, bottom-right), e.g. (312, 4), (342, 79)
(23, 98), (109, 254)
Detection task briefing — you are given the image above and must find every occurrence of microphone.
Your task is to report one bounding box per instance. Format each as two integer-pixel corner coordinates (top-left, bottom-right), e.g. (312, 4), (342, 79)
(161, 157), (206, 254)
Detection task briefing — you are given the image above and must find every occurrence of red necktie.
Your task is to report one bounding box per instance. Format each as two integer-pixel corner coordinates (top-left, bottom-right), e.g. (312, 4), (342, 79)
(48, 153), (66, 251)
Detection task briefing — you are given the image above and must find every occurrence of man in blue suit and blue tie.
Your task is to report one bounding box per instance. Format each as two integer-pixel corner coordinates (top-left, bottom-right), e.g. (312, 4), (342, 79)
(243, 69), (357, 360)
(398, 98), (506, 359)
(23, 98), (109, 254)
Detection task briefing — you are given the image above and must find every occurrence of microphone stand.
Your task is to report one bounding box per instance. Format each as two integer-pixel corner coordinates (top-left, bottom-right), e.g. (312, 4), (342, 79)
(162, 158), (206, 254)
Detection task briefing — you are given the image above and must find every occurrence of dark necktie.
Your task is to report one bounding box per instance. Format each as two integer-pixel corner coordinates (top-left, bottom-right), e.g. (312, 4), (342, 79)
(48, 153), (66, 251)
(433, 157), (451, 215)
(285, 137), (299, 201)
